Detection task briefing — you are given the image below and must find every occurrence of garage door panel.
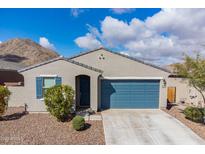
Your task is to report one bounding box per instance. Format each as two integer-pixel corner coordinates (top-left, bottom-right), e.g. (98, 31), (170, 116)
(101, 80), (160, 109)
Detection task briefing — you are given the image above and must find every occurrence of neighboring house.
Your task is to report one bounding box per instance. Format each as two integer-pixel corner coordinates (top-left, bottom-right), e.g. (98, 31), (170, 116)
(0, 60), (24, 86)
(7, 48), (204, 112)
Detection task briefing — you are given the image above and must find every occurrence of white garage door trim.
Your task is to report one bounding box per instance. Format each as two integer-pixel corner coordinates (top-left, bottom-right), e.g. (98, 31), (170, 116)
(103, 76), (163, 80)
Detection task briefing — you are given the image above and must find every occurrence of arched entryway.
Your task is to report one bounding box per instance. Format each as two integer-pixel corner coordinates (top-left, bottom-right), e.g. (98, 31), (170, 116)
(75, 75), (91, 109)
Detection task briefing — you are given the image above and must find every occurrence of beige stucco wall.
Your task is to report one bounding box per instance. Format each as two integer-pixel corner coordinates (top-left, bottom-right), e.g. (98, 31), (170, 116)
(167, 78), (205, 107)
(8, 59), (100, 112)
(167, 78), (189, 103)
(72, 49), (170, 108)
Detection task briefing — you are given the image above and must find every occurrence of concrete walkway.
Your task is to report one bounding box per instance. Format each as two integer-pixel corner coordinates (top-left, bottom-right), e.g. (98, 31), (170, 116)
(102, 110), (205, 145)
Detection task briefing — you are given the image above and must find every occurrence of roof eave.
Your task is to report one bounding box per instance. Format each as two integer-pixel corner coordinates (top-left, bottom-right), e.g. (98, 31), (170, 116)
(18, 56), (103, 74)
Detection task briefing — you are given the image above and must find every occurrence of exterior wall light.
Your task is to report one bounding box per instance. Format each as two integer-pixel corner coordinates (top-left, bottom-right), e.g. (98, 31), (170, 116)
(162, 79), (166, 88)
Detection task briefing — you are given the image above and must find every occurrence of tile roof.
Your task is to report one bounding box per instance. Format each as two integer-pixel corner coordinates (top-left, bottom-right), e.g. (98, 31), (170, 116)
(18, 56), (103, 73)
(0, 59), (25, 71)
(15, 47), (170, 74)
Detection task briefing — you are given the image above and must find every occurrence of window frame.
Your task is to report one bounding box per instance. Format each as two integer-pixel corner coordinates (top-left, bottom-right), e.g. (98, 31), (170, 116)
(36, 75), (61, 100)
(42, 77), (56, 97)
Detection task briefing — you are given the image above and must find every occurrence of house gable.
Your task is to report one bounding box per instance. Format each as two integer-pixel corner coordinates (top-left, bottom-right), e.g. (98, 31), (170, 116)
(71, 48), (170, 77)
(70, 48), (170, 73)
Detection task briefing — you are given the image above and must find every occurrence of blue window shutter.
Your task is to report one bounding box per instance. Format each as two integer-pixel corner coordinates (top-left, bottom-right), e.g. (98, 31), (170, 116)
(36, 77), (43, 99)
(55, 77), (62, 85)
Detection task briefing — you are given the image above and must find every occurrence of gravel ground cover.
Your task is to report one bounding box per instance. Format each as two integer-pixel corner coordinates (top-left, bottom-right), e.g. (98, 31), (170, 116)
(0, 107), (105, 145)
(162, 106), (205, 140)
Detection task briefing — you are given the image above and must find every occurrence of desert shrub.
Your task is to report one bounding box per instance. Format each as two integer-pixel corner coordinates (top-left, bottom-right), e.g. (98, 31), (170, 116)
(199, 108), (205, 116)
(0, 86), (11, 116)
(184, 106), (204, 122)
(72, 115), (85, 131)
(184, 106), (193, 119)
(44, 85), (74, 121)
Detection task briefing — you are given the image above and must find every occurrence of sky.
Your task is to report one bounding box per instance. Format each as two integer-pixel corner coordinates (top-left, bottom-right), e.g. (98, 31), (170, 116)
(0, 8), (205, 66)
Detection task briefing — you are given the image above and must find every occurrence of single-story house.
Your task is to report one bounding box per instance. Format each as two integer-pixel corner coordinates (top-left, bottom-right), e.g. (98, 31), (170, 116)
(7, 48), (204, 112)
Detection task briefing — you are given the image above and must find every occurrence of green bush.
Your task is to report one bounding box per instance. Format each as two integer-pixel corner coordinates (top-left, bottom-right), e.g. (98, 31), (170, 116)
(200, 108), (205, 116)
(0, 86), (11, 116)
(184, 106), (204, 122)
(44, 85), (74, 121)
(184, 106), (193, 119)
(72, 115), (85, 131)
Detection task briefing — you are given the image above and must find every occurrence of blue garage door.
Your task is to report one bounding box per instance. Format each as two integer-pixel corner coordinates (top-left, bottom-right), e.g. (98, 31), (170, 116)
(101, 80), (160, 109)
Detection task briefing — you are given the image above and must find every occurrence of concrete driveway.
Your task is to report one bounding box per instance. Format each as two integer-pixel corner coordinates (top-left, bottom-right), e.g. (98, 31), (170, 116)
(102, 110), (205, 145)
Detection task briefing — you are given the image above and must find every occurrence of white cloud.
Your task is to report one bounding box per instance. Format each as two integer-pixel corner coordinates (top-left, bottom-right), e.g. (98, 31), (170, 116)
(101, 16), (137, 46)
(0, 41), (2, 44)
(74, 33), (102, 50)
(100, 16), (155, 47)
(74, 9), (205, 65)
(120, 51), (130, 56)
(70, 9), (85, 17)
(110, 8), (136, 14)
(39, 37), (55, 50)
(86, 24), (101, 39)
(145, 9), (205, 40)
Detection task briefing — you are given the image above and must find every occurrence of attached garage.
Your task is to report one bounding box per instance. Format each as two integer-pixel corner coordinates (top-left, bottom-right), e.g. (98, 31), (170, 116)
(101, 79), (160, 109)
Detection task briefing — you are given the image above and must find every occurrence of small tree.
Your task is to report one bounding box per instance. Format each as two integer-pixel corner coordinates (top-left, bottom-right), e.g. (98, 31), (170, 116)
(0, 86), (11, 116)
(44, 85), (74, 121)
(174, 54), (205, 106)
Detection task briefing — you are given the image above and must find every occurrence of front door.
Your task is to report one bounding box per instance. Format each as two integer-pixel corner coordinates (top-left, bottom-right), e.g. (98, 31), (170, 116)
(167, 87), (176, 103)
(79, 75), (90, 107)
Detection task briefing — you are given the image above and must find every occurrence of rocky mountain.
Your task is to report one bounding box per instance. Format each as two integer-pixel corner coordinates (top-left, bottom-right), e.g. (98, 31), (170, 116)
(0, 38), (59, 67)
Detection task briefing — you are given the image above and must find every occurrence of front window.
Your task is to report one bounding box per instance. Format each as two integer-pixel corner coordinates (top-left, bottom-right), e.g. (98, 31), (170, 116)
(42, 77), (56, 96)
